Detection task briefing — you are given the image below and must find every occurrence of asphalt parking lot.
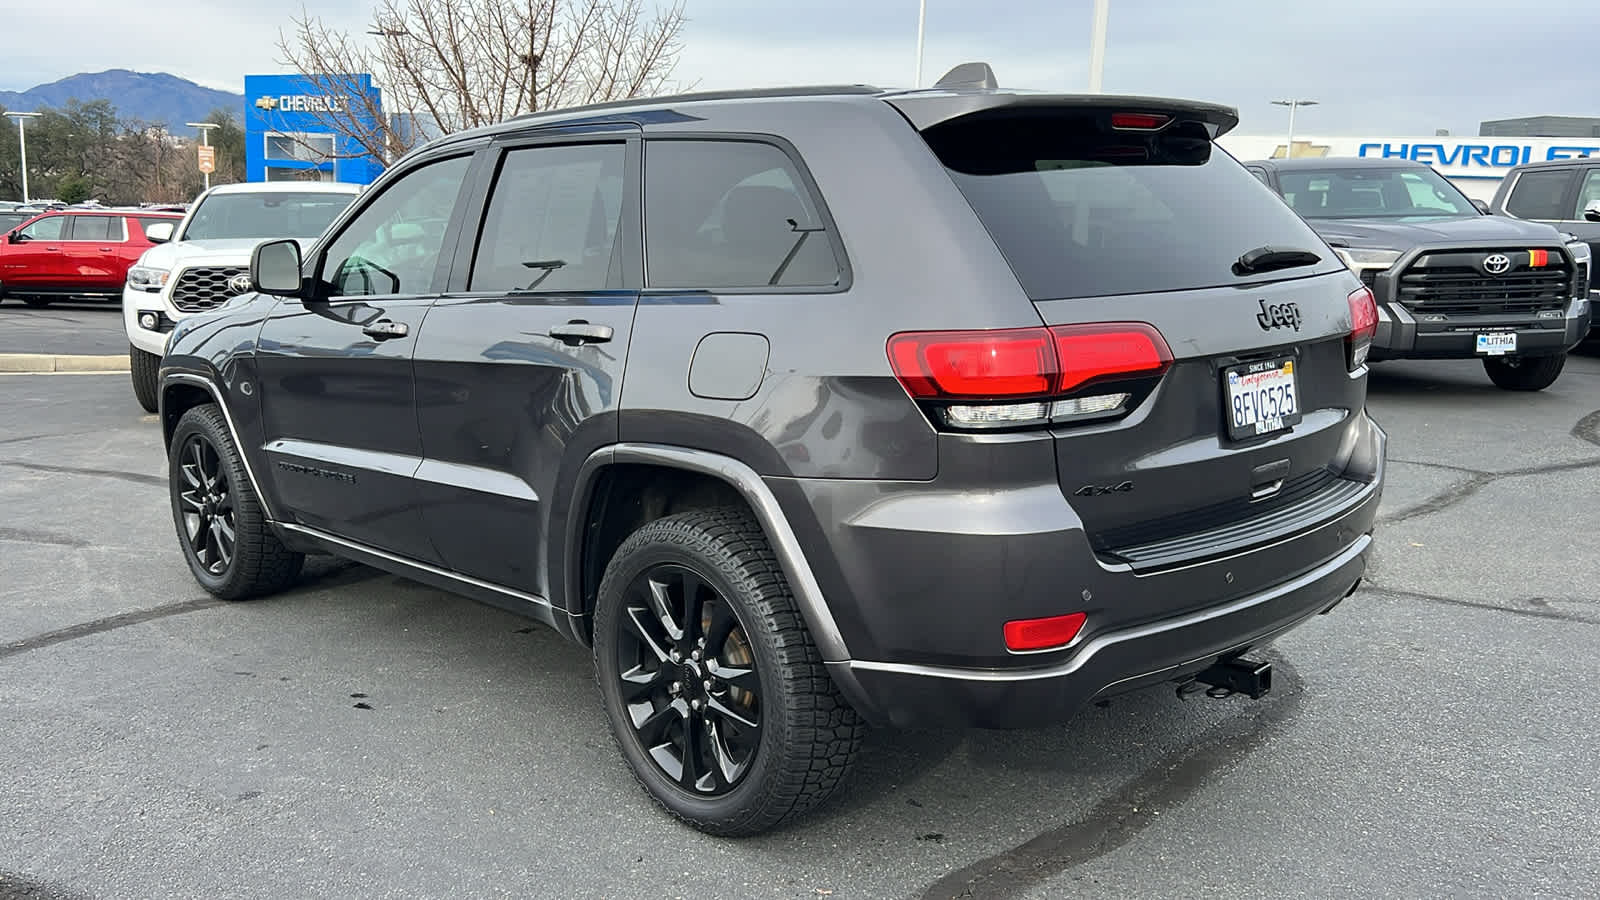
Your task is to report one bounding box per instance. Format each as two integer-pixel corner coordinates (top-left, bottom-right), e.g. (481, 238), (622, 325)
(3, 304), (1598, 899)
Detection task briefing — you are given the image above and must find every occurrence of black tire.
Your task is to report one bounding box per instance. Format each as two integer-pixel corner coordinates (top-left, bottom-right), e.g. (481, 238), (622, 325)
(1484, 353), (1565, 391)
(20, 296), (49, 308)
(168, 404), (303, 600)
(130, 343), (160, 413)
(593, 507), (864, 837)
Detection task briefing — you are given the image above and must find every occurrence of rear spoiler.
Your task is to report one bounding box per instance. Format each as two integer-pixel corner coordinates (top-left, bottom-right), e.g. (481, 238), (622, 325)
(886, 92), (1241, 139)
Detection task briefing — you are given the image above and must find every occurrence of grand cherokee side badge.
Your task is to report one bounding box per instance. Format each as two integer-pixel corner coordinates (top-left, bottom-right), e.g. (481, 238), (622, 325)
(1256, 299), (1302, 331)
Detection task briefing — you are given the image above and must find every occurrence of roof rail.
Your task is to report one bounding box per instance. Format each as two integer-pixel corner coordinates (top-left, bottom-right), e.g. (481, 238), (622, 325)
(933, 62), (998, 91)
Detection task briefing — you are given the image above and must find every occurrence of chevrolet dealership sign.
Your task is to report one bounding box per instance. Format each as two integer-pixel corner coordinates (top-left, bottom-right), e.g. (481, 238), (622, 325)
(1220, 134), (1598, 200)
(254, 94), (349, 113)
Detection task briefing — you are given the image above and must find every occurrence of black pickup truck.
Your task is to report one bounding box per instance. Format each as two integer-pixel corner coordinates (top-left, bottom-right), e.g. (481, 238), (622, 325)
(1247, 157), (1591, 391)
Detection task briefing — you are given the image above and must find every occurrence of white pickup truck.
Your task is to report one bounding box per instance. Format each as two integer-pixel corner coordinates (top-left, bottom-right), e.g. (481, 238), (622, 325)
(123, 181), (360, 410)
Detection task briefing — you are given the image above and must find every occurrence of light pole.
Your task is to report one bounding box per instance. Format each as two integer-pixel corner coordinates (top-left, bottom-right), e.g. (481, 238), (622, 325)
(1087, 0), (1110, 93)
(1271, 99), (1318, 158)
(914, 0), (927, 87)
(186, 121), (220, 190)
(7, 111), (41, 203)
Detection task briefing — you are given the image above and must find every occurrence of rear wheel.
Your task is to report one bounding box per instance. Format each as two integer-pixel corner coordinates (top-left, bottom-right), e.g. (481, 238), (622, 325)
(593, 507), (863, 836)
(21, 297), (49, 308)
(1484, 353), (1565, 391)
(168, 404), (304, 599)
(130, 344), (160, 413)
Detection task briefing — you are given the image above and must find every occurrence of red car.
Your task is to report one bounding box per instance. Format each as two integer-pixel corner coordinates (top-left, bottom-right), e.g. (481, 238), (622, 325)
(0, 209), (185, 307)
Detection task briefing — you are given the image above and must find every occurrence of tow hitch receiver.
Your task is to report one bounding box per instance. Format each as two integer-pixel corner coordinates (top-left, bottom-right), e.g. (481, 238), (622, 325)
(1193, 657), (1273, 699)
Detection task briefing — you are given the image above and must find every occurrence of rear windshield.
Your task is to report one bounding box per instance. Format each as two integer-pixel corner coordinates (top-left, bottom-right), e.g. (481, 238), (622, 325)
(1278, 166), (1477, 219)
(921, 109), (1338, 300)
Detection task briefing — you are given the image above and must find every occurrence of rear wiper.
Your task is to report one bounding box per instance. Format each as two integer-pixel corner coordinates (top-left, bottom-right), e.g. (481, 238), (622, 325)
(1232, 246), (1322, 276)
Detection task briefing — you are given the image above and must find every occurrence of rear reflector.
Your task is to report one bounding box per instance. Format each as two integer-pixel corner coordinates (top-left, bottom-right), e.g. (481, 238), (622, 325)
(1004, 612), (1088, 652)
(1347, 287), (1377, 370)
(1110, 112), (1171, 130)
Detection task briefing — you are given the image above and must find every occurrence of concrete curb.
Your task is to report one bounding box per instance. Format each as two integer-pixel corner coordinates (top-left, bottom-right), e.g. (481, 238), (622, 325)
(0, 353), (129, 373)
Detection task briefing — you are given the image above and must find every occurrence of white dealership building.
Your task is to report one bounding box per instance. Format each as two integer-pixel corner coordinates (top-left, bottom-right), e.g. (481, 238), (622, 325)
(1218, 134), (1600, 203)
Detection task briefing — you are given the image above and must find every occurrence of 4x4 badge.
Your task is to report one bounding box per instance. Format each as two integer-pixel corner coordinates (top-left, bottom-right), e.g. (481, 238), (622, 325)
(1255, 299), (1302, 331)
(1074, 481), (1134, 497)
(1483, 253), (1511, 275)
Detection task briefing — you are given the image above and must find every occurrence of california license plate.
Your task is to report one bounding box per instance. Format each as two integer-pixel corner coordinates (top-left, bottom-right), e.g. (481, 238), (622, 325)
(1224, 357), (1302, 440)
(1476, 332), (1517, 355)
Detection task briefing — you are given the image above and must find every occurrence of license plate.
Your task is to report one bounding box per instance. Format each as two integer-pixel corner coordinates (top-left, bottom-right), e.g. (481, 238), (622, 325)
(1224, 357), (1302, 440)
(1476, 332), (1517, 355)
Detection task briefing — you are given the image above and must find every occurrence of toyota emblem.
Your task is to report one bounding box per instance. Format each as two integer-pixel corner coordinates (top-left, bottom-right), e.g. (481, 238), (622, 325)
(1482, 253), (1512, 275)
(227, 274), (254, 294)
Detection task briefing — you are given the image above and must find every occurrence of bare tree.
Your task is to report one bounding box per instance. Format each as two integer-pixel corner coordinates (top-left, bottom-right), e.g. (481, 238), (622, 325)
(277, 0), (687, 167)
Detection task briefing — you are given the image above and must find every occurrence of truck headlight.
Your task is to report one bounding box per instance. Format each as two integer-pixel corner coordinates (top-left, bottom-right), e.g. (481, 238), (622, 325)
(127, 265), (171, 292)
(1566, 241), (1591, 301)
(1331, 248), (1403, 273)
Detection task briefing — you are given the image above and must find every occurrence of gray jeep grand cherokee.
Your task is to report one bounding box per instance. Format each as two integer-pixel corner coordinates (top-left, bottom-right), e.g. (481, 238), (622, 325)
(156, 64), (1385, 836)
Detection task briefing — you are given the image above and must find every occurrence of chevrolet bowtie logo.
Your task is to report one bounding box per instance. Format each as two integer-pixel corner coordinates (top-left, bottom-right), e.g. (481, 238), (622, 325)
(255, 96), (279, 111)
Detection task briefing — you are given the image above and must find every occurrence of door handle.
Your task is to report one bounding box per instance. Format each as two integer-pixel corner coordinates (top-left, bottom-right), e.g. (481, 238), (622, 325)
(362, 319), (410, 340)
(549, 321), (614, 345)
(44, 246), (60, 252)
(98, 247), (115, 253)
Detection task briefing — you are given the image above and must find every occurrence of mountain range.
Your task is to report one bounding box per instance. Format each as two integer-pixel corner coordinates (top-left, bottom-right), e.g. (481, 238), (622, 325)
(0, 70), (244, 126)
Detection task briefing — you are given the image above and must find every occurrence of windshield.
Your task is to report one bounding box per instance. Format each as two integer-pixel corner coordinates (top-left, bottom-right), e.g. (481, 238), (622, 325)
(1278, 167), (1477, 219)
(180, 191), (355, 241)
(922, 109), (1341, 299)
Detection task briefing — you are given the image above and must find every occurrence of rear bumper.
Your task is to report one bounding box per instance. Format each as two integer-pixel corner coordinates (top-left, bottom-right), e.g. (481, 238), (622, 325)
(1371, 297), (1589, 361)
(797, 411), (1386, 729)
(829, 533), (1369, 728)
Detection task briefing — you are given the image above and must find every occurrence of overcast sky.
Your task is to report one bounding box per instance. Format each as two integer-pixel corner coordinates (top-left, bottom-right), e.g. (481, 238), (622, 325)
(5, 0), (1599, 136)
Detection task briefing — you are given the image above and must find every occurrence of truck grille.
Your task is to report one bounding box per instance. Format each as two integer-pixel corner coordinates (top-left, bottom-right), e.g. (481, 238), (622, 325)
(171, 266), (247, 313)
(1396, 250), (1570, 317)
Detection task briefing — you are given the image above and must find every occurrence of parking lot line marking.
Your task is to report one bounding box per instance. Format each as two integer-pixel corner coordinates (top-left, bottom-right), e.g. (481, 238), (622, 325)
(0, 459), (164, 487)
(0, 597), (224, 662)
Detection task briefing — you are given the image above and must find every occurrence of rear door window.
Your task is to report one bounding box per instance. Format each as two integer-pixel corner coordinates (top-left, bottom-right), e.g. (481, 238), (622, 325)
(67, 215), (116, 241)
(468, 143), (625, 293)
(1573, 170), (1600, 219)
(1504, 169), (1575, 220)
(644, 140), (842, 290)
(919, 110), (1340, 299)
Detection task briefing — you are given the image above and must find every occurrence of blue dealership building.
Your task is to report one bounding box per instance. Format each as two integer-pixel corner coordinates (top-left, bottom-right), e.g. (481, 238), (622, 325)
(243, 73), (385, 185)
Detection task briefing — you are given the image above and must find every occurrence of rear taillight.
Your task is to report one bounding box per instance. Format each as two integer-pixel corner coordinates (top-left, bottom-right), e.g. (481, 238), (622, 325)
(1347, 286), (1377, 371)
(887, 323), (1172, 430)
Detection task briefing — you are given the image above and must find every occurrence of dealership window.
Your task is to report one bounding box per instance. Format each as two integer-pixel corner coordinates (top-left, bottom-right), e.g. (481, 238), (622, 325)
(265, 167), (334, 183)
(265, 132), (336, 163)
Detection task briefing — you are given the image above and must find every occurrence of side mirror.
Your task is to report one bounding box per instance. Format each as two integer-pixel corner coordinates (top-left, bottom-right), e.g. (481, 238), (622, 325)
(251, 239), (305, 297)
(144, 221), (175, 244)
(1472, 199), (1491, 215)
(1585, 204), (1600, 223)
(7, 231), (23, 244)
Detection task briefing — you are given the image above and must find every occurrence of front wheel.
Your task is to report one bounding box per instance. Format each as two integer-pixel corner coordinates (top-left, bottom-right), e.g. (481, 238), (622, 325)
(168, 404), (304, 599)
(130, 344), (160, 413)
(1484, 353), (1565, 391)
(593, 507), (864, 837)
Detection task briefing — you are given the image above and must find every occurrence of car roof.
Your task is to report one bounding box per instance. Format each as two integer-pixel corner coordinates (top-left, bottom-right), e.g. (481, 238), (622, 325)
(1501, 155), (1597, 172)
(1247, 156), (1431, 171)
(201, 181), (363, 197)
(419, 77), (1240, 153)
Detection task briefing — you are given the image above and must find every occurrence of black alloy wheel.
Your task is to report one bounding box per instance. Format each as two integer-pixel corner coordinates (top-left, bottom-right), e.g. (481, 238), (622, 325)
(168, 404), (303, 600)
(176, 433), (236, 577)
(593, 507), (864, 836)
(615, 563), (763, 796)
